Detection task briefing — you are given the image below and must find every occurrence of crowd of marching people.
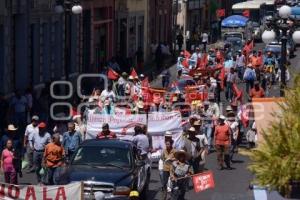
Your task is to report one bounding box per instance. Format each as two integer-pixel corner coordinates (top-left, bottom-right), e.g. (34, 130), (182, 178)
(0, 38), (284, 200)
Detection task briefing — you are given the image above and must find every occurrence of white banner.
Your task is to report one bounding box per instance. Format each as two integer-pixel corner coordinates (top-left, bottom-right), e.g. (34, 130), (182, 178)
(86, 112), (183, 139)
(0, 182), (82, 200)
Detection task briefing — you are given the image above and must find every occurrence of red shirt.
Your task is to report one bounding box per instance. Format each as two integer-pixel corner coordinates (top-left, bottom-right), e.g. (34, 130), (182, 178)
(250, 88), (265, 98)
(96, 131), (117, 139)
(214, 124), (231, 146)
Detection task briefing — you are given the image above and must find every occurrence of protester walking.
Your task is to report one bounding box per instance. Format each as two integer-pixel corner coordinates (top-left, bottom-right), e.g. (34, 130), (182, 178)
(214, 116), (232, 170)
(62, 122), (82, 162)
(31, 122), (51, 184)
(133, 126), (150, 160)
(24, 115), (39, 172)
(43, 134), (65, 185)
(160, 139), (176, 200)
(1, 139), (22, 184)
(183, 127), (202, 173)
(170, 150), (192, 200)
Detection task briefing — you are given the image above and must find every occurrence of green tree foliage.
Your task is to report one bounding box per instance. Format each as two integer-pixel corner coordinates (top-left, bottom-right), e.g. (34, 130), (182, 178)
(248, 76), (300, 197)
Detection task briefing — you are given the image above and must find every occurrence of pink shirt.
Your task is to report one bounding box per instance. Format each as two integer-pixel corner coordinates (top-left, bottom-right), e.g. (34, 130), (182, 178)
(2, 149), (15, 172)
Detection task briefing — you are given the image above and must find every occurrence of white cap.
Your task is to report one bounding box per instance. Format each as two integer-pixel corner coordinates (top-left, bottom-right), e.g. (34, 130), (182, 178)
(219, 115), (226, 120)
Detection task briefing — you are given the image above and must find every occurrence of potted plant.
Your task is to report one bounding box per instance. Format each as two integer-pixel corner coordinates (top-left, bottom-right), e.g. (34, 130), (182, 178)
(248, 76), (300, 198)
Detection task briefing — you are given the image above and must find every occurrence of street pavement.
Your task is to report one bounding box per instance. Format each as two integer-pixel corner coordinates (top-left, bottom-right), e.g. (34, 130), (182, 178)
(3, 42), (300, 200)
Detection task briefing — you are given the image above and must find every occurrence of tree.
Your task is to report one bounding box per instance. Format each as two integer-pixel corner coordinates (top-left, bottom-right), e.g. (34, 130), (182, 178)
(248, 76), (300, 198)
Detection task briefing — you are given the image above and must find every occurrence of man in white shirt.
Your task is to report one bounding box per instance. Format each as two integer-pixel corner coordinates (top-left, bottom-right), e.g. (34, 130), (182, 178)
(236, 51), (246, 81)
(24, 115), (39, 172)
(100, 85), (116, 102)
(201, 32), (209, 52)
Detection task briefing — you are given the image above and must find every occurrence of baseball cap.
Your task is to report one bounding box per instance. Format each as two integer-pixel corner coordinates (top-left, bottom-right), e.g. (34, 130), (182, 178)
(32, 115), (39, 121)
(38, 122), (47, 128)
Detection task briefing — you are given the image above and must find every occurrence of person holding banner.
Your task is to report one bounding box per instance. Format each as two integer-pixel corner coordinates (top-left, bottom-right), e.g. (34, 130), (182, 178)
(170, 150), (193, 200)
(96, 123), (116, 139)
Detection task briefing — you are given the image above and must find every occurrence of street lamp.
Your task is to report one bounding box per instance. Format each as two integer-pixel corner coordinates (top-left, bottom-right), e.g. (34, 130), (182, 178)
(55, 0), (82, 81)
(262, 5), (300, 96)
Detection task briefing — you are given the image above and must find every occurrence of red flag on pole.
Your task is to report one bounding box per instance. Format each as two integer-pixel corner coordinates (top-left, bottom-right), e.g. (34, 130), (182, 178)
(183, 50), (191, 58)
(192, 171), (215, 193)
(107, 68), (119, 80)
(182, 58), (189, 68)
(216, 9), (225, 18)
(130, 68), (138, 79)
(243, 9), (250, 18)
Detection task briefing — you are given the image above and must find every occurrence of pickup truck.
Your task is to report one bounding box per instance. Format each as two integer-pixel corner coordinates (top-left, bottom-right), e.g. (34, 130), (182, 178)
(60, 139), (151, 200)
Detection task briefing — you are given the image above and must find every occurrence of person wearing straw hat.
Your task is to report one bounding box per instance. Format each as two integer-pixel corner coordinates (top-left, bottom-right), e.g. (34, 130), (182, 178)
(170, 150), (192, 200)
(24, 115), (39, 172)
(214, 115), (233, 170)
(0, 124), (21, 155)
(183, 127), (202, 173)
(194, 120), (208, 172)
(160, 139), (176, 200)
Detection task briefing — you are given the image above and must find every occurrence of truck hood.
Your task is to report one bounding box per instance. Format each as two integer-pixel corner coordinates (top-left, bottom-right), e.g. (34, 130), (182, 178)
(68, 166), (133, 185)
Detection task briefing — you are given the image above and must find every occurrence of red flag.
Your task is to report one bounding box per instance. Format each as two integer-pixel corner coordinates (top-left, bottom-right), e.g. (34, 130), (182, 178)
(182, 58), (189, 68)
(107, 68), (119, 80)
(130, 68), (138, 79)
(243, 9), (250, 18)
(192, 171), (215, 193)
(216, 9), (225, 18)
(183, 50), (191, 58)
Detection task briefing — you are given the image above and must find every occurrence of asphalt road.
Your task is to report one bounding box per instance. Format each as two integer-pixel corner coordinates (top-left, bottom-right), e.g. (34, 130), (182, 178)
(3, 42), (300, 200)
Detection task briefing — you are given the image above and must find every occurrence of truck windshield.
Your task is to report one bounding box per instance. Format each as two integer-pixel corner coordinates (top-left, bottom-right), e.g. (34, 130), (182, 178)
(72, 146), (132, 168)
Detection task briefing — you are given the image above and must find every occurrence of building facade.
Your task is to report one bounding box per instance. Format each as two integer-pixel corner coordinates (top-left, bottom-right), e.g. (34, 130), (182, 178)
(149, 0), (173, 46)
(115, 0), (149, 68)
(0, 0), (81, 95)
(82, 0), (115, 73)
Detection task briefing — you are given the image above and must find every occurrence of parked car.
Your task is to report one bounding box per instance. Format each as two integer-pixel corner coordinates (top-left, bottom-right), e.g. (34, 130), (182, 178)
(60, 139), (151, 200)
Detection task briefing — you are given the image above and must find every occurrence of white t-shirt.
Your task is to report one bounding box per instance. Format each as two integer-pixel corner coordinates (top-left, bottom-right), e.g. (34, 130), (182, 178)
(25, 124), (39, 142)
(202, 33), (208, 43)
(100, 90), (115, 101)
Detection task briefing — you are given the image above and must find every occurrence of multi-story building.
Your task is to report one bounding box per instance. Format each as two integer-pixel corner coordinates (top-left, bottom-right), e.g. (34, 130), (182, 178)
(81, 0), (115, 73)
(0, 0), (81, 95)
(149, 0), (173, 46)
(115, 0), (149, 68)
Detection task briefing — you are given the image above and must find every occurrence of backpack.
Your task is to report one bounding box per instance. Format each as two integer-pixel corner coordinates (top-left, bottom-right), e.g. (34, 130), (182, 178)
(245, 70), (255, 81)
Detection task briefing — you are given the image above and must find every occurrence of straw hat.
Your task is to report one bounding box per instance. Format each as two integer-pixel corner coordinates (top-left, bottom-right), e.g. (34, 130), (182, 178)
(7, 124), (18, 131)
(136, 100), (144, 109)
(128, 75), (134, 80)
(219, 115), (226, 120)
(226, 106), (233, 111)
(165, 131), (173, 138)
(194, 120), (201, 126)
(174, 150), (190, 160)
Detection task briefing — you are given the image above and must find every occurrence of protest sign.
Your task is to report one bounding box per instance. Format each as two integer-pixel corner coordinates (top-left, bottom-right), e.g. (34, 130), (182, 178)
(86, 112), (183, 139)
(0, 182), (82, 200)
(192, 171), (215, 193)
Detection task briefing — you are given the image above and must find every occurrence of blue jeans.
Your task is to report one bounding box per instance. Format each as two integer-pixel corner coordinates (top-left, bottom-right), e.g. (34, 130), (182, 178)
(236, 66), (244, 81)
(47, 167), (62, 185)
(160, 171), (170, 190)
(246, 80), (254, 95)
(33, 151), (44, 183)
(226, 82), (233, 101)
(203, 125), (213, 151)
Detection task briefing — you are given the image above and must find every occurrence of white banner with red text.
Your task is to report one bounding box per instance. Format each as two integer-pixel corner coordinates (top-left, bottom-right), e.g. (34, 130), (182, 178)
(86, 111), (183, 138)
(0, 182), (82, 200)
